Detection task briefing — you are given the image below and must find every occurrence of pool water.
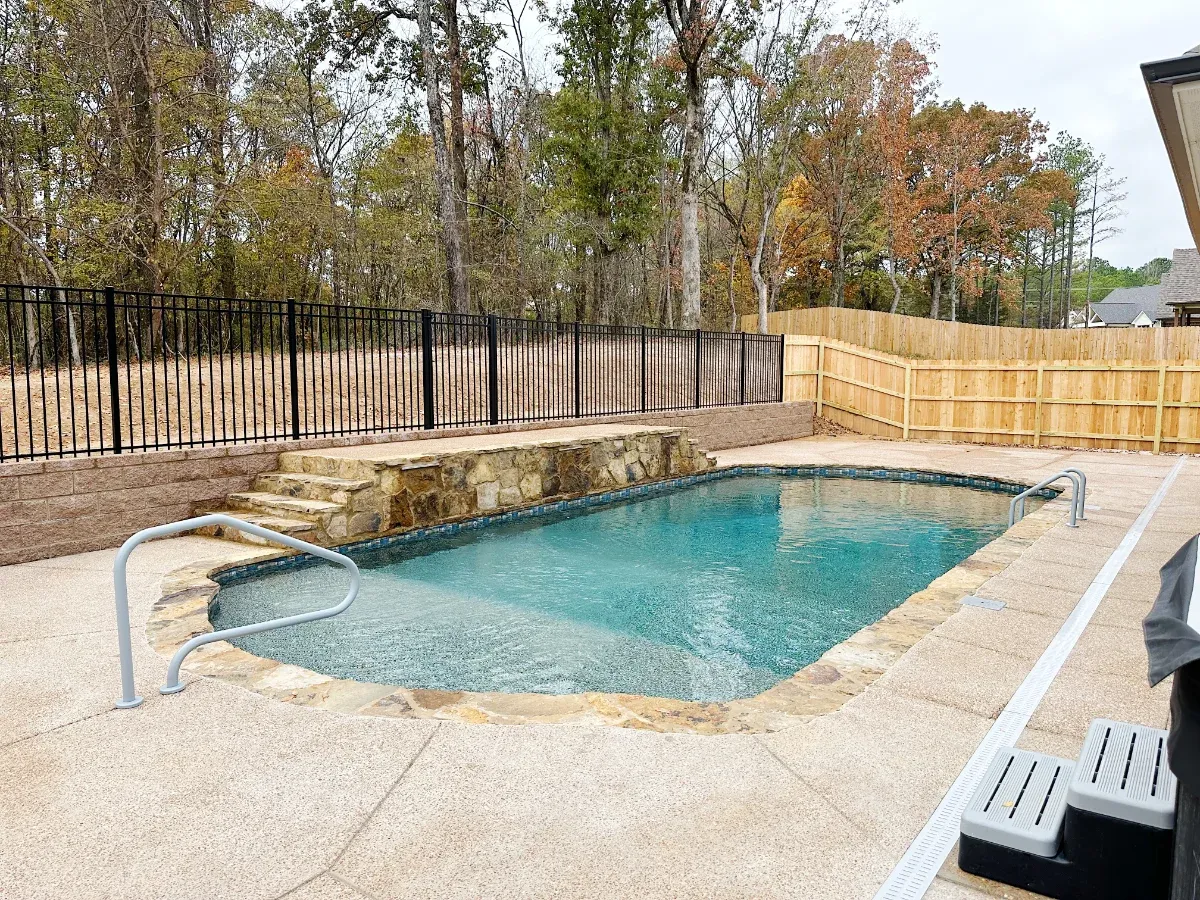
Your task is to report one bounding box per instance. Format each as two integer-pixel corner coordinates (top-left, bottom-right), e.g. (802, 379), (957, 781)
(212, 476), (1020, 702)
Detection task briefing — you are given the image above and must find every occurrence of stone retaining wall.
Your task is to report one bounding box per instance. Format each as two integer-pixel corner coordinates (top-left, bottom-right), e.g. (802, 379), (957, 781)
(0, 401), (812, 565)
(270, 428), (712, 546)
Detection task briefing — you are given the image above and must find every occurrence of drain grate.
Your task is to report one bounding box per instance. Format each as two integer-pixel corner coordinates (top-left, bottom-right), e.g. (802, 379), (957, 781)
(961, 749), (1073, 857)
(961, 595), (1006, 611)
(1068, 718), (1177, 829)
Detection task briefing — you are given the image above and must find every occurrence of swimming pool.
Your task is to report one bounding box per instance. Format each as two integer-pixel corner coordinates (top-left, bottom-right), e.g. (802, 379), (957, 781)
(211, 473), (1031, 702)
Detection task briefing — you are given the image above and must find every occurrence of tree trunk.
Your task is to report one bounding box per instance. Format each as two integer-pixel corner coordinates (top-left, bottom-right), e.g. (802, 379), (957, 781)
(1020, 230), (1030, 327)
(727, 248), (738, 332)
(182, 0), (234, 297)
(124, 0), (164, 292)
(1046, 216), (1059, 329)
(441, 0), (472, 305)
(831, 236), (846, 308)
(887, 256), (902, 315)
(1063, 207), (1076, 328)
(930, 272), (941, 320)
(750, 202), (771, 333)
(679, 64), (703, 328)
(416, 0), (470, 313)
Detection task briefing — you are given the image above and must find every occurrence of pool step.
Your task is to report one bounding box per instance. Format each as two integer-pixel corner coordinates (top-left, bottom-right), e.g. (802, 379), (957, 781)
(191, 511), (319, 547)
(226, 491), (343, 520)
(253, 471), (375, 504)
(961, 749), (1074, 857)
(959, 720), (1177, 899)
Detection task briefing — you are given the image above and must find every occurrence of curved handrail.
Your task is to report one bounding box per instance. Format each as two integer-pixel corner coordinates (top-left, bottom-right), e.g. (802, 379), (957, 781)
(112, 513), (360, 709)
(1008, 471), (1083, 529)
(1062, 467), (1088, 521)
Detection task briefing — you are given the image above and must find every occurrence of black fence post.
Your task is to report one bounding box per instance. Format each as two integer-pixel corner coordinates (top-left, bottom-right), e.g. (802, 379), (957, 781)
(103, 286), (122, 454)
(286, 298), (301, 440)
(739, 332), (747, 405)
(573, 320), (581, 419)
(694, 328), (702, 408)
(640, 325), (647, 412)
(777, 334), (785, 402)
(487, 314), (499, 425)
(421, 309), (436, 429)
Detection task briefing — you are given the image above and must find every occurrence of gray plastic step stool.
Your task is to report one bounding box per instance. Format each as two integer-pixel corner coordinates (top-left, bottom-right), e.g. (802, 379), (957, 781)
(1068, 718), (1177, 830)
(962, 749), (1074, 857)
(958, 718), (1177, 899)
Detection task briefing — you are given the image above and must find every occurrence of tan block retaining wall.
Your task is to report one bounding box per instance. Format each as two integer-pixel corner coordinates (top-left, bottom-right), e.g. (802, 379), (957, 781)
(0, 401), (812, 566)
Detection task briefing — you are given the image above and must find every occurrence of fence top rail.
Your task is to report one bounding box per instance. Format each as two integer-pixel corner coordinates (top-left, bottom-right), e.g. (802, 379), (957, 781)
(782, 334), (1200, 372)
(751, 305), (1200, 362)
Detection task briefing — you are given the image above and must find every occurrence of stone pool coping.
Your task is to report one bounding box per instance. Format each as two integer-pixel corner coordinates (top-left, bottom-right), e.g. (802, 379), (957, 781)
(145, 466), (1069, 735)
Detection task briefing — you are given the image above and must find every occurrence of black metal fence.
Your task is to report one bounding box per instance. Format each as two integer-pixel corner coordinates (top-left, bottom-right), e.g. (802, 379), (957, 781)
(0, 284), (784, 462)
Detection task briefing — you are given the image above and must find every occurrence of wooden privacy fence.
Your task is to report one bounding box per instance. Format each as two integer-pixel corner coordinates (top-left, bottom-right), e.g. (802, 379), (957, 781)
(783, 335), (1200, 454)
(748, 306), (1200, 363)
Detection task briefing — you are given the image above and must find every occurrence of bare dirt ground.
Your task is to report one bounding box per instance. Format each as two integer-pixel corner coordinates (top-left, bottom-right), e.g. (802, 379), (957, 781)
(1, 339), (772, 459)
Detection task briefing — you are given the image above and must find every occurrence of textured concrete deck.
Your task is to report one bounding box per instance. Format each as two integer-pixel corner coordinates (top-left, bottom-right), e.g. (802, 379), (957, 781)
(2, 437), (1193, 899)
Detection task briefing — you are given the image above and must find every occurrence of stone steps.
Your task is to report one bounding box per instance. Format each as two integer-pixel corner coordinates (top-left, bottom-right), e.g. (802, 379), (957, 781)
(191, 510), (319, 547)
(226, 491), (344, 521)
(195, 426), (714, 551)
(254, 471), (374, 503)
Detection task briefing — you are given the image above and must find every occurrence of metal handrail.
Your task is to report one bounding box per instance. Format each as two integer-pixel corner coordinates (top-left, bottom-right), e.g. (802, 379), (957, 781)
(1062, 467), (1088, 521)
(112, 513), (360, 709)
(1008, 470), (1084, 529)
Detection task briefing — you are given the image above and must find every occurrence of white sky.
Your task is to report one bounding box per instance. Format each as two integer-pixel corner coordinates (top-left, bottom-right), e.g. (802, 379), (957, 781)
(900, 0), (1200, 268)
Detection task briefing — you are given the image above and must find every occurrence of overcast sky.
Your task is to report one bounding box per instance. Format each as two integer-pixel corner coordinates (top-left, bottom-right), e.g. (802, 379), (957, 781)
(900, 0), (1200, 268)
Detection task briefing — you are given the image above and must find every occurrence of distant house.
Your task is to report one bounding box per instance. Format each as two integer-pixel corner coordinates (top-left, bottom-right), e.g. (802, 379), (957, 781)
(1160, 247), (1200, 325)
(1084, 285), (1173, 328)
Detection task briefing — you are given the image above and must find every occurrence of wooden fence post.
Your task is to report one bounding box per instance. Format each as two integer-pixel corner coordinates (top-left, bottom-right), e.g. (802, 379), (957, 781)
(816, 338), (825, 417)
(1154, 364), (1167, 454)
(1033, 363), (1044, 448)
(903, 363), (912, 440)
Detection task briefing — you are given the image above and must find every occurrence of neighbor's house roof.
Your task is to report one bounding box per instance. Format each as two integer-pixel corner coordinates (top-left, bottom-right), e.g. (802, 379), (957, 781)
(1142, 47), (1200, 251)
(1161, 247), (1200, 308)
(1091, 284), (1171, 325)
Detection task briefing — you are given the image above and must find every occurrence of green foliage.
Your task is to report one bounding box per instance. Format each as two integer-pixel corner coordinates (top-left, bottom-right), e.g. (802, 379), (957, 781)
(542, 0), (664, 253)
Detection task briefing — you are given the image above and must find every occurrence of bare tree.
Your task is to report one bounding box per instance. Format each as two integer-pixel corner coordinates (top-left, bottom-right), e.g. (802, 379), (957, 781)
(416, 0), (471, 312)
(661, 0), (731, 328)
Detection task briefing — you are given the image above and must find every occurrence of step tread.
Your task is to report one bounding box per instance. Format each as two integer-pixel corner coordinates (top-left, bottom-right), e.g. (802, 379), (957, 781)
(226, 491), (343, 514)
(961, 749), (1074, 858)
(1068, 719), (1177, 829)
(257, 472), (374, 491)
(200, 511), (319, 534)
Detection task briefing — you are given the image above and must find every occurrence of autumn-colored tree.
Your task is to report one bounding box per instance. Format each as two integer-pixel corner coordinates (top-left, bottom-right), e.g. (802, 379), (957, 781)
(872, 40), (930, 313)
(908, 102), (1052, 321)
(791, 36), (886, 308)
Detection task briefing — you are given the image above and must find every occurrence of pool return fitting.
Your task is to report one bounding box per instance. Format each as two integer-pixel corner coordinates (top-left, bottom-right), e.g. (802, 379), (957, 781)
(1009, 469), (1086, 529)
(111, 513), (360, 710)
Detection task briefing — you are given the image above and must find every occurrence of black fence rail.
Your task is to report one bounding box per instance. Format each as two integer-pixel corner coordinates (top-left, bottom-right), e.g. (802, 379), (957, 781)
(0, 284), (784, 462)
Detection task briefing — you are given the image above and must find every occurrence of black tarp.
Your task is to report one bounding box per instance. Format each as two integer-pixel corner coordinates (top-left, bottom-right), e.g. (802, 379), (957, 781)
(1144, 534), (1200, 793)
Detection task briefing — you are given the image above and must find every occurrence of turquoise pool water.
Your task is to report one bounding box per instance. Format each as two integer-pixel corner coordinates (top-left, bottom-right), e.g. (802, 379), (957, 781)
(212, 476), (1019, 701)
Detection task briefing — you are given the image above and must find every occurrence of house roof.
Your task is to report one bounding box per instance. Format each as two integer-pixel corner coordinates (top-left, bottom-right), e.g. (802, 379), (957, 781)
(1142, 50), (1200, 250)
(1161, 247), (1200, 306)
(1092, 284), (1171, 324)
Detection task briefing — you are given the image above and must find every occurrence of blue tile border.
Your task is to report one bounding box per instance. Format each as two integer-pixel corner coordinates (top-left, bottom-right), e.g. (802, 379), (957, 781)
(213, 466), (1060, 586)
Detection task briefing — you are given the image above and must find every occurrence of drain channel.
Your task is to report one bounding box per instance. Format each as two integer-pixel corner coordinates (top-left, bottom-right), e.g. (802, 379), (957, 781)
(873, 456), (1187, 900)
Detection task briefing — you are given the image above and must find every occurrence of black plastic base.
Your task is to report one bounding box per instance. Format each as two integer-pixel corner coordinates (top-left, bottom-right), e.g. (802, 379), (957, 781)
(959, 805), (1174, 900)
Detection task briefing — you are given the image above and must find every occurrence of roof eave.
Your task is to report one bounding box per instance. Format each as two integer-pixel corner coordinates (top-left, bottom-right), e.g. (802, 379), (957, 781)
(1142, 52), (1200, 251)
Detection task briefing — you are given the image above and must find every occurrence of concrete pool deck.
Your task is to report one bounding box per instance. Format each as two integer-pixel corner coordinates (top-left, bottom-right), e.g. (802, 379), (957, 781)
(1, 437), (1193, 899)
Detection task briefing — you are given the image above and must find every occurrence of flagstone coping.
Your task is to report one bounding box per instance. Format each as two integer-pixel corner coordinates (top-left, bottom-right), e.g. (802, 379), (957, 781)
(145, 470), (1069, 735)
